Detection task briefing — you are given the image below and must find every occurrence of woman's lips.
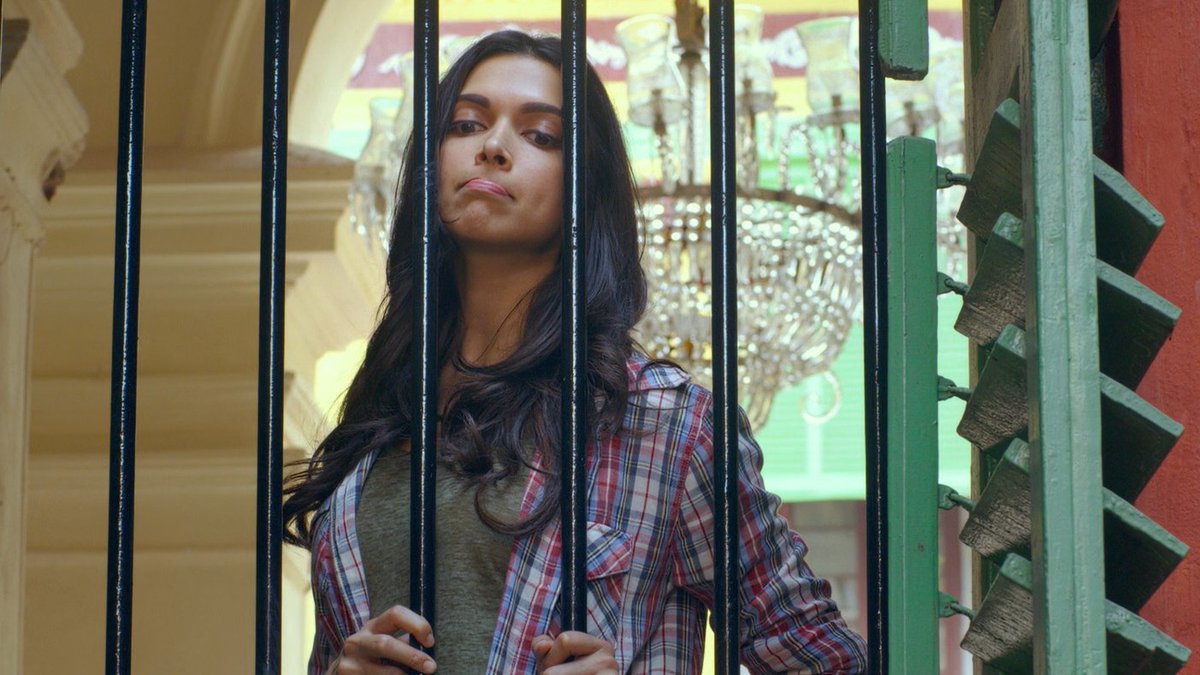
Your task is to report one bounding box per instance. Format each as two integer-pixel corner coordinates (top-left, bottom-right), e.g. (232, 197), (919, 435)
(462, 178), (512, 198)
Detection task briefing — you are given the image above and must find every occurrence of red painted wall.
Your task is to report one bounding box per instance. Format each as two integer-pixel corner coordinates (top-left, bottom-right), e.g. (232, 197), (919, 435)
(1120, 2), (1200, 667)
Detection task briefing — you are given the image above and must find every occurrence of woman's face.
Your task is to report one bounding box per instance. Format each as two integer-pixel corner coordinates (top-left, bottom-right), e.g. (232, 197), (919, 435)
(438, 54), (564, 259)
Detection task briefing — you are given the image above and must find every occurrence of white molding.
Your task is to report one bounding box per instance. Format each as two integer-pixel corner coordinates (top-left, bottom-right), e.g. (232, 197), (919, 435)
(29, 450), (259, 489)
(0, 18), (88, 214)
(0, 165), (44, 246)
(33, 158), (377, 400)
(43, 147), (352, 227)
(6, 0), (84, 72)
(26, 548), (256, 566)
(40, 147), (353, 258)
(30, 373), (261, 455)
(27, 450), (260, 553)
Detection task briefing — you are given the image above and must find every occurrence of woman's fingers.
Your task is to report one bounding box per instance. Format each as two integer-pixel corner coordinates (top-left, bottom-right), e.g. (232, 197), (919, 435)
(341, 633), (437, 674)
(337, 605), (437, 674)
(542, 651), (620, 675)
(331, 656), (405, 675)
(361, 605), (436, 648)
(537, 630), (608, 665)
(534, 632), (618, 674)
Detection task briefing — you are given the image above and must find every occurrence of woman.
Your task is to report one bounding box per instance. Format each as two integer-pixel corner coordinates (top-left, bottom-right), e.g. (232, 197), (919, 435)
(283, 30), (867, 675)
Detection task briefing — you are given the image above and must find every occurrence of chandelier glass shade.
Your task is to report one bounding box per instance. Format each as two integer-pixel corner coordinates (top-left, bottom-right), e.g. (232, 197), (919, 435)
(345, 6), (967, 429)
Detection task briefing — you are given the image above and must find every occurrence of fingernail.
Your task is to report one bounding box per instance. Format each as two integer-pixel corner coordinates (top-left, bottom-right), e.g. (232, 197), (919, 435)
(422, 657), (437, 673)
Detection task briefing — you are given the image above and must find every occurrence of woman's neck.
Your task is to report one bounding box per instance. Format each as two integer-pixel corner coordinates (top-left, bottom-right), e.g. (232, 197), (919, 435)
(453, 250), (556, 367)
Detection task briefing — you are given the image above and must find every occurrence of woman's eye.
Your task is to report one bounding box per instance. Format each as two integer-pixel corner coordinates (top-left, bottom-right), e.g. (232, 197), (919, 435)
(449, 120), (482, 134)
(526, 130), (560, 148)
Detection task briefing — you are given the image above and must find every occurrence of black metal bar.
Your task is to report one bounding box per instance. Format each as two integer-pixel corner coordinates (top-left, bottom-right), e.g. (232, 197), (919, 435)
(559, 0), (589, 633)
(708, 1), (739, 673)
(858, 0), (888, 670)
(105, 2), (146, 673)
(255, 1), (289, 673)
(409, 0), (439, 657)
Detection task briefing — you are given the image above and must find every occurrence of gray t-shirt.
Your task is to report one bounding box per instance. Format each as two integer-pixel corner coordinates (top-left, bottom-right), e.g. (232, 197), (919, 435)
(358, 444), (528, 674)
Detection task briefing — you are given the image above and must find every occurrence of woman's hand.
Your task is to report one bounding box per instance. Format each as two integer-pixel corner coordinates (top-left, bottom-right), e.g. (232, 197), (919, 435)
(532, 632), (619, 674)
(329, 605), (437, 675)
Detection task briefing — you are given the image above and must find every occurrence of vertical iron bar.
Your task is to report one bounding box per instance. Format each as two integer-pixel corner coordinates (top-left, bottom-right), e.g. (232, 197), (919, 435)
(559, 0), (588, 633)
(255, 1), (289, 673)
(709, 1), (739, 673)
(858, 0), (889, 671)
(410, 0), (439, 654)
(105, 2), (146, 673)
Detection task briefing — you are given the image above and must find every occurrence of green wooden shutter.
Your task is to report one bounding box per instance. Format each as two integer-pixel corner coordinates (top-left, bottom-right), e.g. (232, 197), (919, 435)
(883, 0), (1191, 672)
(948, 0), (1191, 672)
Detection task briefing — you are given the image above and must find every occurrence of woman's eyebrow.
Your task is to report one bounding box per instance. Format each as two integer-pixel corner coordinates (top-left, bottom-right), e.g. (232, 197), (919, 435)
(455, 93), (562, 118)
(456, 93), (491, 108)
(519, 101), (563, 118)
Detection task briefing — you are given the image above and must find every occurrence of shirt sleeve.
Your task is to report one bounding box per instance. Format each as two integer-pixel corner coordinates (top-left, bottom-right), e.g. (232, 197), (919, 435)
(671, 390), (868, 674)
(308, 511), (343, 675)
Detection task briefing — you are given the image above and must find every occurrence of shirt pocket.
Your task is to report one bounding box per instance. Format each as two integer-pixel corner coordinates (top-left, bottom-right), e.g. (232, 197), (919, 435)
(584, 521), (633, 648)
(586, 521), (633, 579)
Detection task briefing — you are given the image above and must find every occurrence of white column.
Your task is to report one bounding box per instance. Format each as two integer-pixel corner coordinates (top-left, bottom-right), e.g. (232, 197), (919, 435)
(0, 2), (87, 673)
(0, 201), (39, 675)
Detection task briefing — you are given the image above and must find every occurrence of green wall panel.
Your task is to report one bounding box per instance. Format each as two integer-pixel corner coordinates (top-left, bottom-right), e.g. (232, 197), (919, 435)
(758, 294), (972, 502)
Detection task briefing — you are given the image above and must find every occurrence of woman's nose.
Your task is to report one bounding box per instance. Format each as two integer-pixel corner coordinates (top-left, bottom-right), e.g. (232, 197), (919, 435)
(477, 132), (511, 168)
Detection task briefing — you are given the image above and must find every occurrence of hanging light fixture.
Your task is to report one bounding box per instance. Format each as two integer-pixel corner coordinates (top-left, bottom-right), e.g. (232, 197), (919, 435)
(346, 5), (966, 428)
(618, 2), (966, 427)
(620, 4), (866, 429)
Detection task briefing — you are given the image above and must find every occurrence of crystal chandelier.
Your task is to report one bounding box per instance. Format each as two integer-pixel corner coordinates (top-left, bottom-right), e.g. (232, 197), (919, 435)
(346, 6), (966, 429)
(616, 3), (967, 428)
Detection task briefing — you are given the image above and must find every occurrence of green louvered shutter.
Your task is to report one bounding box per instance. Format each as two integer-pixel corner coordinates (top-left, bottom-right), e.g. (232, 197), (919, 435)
(881, 0), (1191, 672)
(948, 0), (1190, 671)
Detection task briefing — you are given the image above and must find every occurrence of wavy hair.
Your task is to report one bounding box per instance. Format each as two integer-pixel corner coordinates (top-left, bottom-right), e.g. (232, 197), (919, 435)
(283, 30), (647, 548)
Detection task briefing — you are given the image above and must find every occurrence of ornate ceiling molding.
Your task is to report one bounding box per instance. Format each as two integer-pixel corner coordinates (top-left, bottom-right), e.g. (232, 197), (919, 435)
(0, 0), (88, 242)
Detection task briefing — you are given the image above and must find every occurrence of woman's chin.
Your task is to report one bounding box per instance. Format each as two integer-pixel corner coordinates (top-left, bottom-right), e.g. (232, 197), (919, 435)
(454, 238), (557, 258)
(445, 224), (559, 258)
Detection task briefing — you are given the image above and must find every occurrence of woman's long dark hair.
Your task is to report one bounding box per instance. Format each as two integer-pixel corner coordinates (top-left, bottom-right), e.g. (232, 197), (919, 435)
(283, 30), (647, 548)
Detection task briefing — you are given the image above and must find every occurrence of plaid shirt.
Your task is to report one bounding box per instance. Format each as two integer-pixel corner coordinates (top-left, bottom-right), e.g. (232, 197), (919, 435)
(308, 355), (867, 674)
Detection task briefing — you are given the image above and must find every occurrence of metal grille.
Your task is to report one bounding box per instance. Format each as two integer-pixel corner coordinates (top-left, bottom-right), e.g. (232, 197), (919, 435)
(102, 1), (889, 673)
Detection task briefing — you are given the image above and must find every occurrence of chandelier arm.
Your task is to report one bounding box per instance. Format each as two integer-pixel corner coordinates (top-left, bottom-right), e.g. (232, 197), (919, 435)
(755, 189), (861, 228)
(638, 184), (862, 229)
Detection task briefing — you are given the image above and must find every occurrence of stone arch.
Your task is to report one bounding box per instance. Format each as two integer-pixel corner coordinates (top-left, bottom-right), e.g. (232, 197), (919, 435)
(177, 0), (389, 149)
(290, 0), (393, 147)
